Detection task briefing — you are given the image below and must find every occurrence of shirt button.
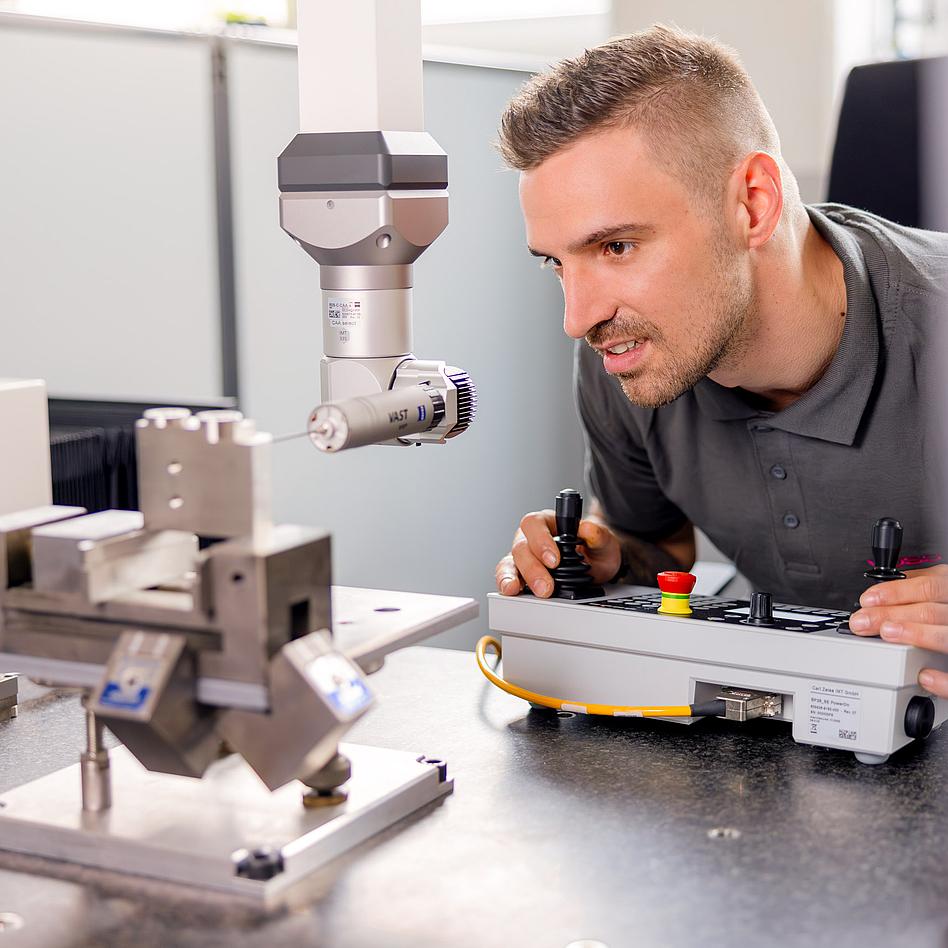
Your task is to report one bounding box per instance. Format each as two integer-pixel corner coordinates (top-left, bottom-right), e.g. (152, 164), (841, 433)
(770, 465), (787, 479)
(783, 513), (800, 529)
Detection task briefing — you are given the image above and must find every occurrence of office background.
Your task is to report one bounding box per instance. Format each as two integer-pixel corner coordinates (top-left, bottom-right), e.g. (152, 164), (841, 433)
(1, 0), (945, 646)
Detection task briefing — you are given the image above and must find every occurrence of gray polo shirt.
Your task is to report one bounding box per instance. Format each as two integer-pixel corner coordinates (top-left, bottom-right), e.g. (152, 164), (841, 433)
(577, 204), (948, 610)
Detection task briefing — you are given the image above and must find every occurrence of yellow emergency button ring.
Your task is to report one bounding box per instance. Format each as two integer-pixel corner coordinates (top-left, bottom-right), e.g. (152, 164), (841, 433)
(656, 570), (697, 616)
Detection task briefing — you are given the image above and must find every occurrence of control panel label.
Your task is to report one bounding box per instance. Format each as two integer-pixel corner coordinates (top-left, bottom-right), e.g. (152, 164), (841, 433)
(808, 684), (861, 743)
(327, 298), (362, 345)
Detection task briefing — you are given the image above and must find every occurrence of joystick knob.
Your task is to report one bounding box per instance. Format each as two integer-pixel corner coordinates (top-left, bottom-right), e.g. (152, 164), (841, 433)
(746, 591), (775, 626)
(549, 489), (605, 601)
(555, 488), (583, 539)
(864, 517), (907, 581)
(841, 516), (909, 633)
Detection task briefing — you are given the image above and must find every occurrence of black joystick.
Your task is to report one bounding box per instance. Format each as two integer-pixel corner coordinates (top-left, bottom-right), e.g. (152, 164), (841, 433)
(745, 591), (775, 626)
(841, 516), (907, 632)
(549, 489), (605, 601)
(863, 517), (907, 582)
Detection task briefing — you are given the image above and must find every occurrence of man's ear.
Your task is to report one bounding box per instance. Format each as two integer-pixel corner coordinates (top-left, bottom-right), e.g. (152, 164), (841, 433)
(729, 151), (784, 249)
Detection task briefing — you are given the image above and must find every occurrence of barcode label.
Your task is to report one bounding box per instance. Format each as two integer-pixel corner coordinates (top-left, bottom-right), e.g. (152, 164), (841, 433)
(327, 298), (363, 346)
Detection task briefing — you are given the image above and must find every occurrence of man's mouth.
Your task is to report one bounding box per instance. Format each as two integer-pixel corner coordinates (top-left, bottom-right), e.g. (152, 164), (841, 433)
(599, 338), (650, 374)
(604, 340), (643, 354)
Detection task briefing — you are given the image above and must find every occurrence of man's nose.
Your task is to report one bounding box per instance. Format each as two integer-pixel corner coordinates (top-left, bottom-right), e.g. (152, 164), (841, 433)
(561, 267), (612, 340)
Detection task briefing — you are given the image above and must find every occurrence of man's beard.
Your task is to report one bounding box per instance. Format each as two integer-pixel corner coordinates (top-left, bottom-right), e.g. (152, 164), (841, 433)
(587, 257), (755, 409)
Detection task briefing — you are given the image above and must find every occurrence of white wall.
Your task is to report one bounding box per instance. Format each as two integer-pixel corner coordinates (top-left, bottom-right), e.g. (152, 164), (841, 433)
(226, 38), (585, 648)
(609, 0), (838, 202)
(423, 12), (614, 65)
(0, 16), (224, 402)
(424, 1), (860, 203)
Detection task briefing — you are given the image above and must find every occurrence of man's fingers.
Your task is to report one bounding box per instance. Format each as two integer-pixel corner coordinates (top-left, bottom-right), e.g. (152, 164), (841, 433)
(848, 602), (948, 634)
(859, 564), (948, 608)
(873, 619), (948, 652)
(494, 555), (524, 596)
(919, 667), (948, 700)
(577, 519), (611, 552)
(511, 533), (554, 597)
(519, 510), (560, 569)
(577, 520), (621, 582)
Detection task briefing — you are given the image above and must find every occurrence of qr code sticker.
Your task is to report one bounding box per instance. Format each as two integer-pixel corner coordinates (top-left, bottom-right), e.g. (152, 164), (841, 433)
(838, 728), (857, 741)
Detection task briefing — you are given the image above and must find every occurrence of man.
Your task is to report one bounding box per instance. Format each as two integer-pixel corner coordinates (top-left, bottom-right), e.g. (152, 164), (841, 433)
(492, 26), (948, 699)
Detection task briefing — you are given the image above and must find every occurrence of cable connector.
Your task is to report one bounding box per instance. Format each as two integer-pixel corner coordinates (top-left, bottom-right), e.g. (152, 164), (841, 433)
(715, 687), (783, 722)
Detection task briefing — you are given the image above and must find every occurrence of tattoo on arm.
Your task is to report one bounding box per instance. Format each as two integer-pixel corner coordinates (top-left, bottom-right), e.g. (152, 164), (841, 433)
(611, 533), (685, 585)
(586, 498), (695, 585)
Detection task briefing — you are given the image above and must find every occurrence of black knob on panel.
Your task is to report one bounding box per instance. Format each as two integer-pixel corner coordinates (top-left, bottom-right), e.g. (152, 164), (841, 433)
(865, 517), (907, 581)
(904, 696), (935, 739)
(746, 591), (775, 626)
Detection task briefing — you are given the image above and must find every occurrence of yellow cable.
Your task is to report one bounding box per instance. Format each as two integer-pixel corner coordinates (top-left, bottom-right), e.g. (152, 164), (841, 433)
(475, 635), (694, 718)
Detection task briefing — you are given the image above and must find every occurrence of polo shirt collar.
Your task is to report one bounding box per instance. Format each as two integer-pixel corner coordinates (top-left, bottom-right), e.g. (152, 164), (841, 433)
(694, 206), (881, 445)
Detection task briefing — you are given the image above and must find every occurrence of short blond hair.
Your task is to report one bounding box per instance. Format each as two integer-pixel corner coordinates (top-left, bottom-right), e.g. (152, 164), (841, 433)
(497, 25), (782, 208)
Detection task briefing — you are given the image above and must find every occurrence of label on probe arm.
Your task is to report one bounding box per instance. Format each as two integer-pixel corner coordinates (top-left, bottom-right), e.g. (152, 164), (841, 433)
(327, 298), (362, 345)
(808, 684), (862, 743)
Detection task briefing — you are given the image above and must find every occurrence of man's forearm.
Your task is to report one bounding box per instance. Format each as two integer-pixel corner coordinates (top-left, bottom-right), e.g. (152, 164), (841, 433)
(587, 498), (695, 585)
(611, 531), (689, 585)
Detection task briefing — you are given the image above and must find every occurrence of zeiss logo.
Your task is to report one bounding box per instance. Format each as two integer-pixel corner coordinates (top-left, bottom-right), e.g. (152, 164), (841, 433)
(418, 405), (427, 422)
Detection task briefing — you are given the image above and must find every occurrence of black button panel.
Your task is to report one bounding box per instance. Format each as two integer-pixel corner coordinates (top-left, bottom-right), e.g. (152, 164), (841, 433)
(585, 592), (854, 635)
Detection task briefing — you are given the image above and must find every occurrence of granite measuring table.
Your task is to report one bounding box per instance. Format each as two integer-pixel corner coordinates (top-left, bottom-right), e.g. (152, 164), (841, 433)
(0, 646), (945, 948)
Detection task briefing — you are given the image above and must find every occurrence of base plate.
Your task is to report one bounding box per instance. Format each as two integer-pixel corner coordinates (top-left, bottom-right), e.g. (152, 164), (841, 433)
(0, 742), (451, 904)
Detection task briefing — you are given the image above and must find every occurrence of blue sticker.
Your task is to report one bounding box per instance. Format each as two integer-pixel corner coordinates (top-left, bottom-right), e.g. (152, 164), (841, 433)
(100, 681), (151, 710)
(327, 678), (372, 715)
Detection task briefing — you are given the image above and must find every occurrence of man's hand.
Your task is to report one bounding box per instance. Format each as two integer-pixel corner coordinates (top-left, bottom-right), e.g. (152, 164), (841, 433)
(494, 509), (621, 598)
(848, 564), (948, 698)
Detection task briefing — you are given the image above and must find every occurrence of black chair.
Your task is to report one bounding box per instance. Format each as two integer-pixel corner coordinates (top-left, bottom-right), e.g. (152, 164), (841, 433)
(827, 55), (948, 231)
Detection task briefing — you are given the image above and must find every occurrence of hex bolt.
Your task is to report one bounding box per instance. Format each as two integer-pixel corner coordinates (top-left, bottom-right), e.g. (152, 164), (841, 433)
(232, 846), (285, 880)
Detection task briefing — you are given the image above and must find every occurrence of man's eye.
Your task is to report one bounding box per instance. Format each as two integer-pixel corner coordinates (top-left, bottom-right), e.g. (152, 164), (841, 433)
(604, 241), (636, 257)
(540, 256), (562, 270)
